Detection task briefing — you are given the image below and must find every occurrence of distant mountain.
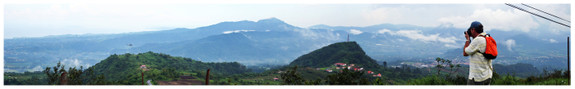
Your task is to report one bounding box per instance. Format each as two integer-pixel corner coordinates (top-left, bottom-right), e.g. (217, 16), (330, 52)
(4, 18), (569, 73)
(88, 52), (250, 84)
(289, 41), (380, 69)
(440, 33), (568, 70)
(4, 17), (309, 72)
(493, 63), (540, 78)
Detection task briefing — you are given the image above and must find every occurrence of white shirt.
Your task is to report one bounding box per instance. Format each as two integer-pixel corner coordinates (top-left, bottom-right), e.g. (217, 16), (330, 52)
(465, 32), (493, 82)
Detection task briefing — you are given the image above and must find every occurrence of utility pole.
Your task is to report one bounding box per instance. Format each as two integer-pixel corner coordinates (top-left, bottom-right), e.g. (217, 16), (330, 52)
(347, 34), (350, 42)
(568, 37), (570, 72)
(205, 69), (210, 85)
(141, 71), (144, 85)
(140, 65), (147, 85)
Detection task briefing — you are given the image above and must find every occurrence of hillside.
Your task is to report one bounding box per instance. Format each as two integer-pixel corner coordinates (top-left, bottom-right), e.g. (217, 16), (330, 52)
(88, 51), (251, 84)
(5, 18), (568, 73)
(289, 41), (379, 69)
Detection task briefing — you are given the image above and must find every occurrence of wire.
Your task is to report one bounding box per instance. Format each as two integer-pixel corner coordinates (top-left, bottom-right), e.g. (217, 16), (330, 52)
(521, 3), (571, 23)
(505, 3), (570, 28)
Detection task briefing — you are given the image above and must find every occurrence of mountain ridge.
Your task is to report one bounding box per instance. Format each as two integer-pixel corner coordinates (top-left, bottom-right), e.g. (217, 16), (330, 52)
(289, 41), (380, 69)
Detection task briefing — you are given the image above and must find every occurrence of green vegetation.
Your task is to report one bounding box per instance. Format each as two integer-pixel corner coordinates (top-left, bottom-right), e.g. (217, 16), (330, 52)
(289, 41), (379, 69)
(493, 63), (540, 78)
(85, 51), (251, 85)
(4, 47), (570, 85)
(407, 57), (570, 85)
(4, 71), (47, 85)
(5, 51), (251, 85)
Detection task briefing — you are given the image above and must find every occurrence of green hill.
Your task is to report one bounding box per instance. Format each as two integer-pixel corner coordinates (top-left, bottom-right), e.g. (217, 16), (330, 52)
(289, 41), (379, 69)
(88, 51), (250, 84)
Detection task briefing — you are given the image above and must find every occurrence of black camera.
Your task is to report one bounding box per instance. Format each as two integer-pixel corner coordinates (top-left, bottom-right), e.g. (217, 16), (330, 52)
(464, 29), (471, 35)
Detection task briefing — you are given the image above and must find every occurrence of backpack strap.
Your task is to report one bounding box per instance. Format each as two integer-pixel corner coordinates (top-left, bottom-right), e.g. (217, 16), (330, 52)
(478, 33), (490, 38)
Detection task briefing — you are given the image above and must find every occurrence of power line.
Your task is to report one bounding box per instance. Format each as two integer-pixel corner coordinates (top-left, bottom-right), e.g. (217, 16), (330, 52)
(521, 3), (571, 23)
(505, 3), (570, 28)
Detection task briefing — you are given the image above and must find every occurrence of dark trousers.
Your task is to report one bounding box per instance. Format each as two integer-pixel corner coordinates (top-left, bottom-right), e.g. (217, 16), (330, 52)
(467, 78), (491, 85)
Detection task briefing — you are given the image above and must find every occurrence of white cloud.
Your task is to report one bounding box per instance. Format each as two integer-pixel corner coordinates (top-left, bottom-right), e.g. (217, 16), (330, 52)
(505, 39), (516, 51)
(549, 39), (558, 43)
(61, 58), (87, 68)
(222, 30), (255, 34)
(349, 29), (363, 35)
(438, 9), (539, 32)
(6, 4), (567, 39)
(444, 44), (459, 48)
(362, 5), (475, 27)
(379, 29), (458, 44)
(31, 65), (43, 72)
(377, 29), (393, 34)
(293, 28), (340, 41)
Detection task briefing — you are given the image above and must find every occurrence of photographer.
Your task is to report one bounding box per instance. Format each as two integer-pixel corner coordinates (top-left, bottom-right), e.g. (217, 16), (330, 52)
(463, 21), (493, 85)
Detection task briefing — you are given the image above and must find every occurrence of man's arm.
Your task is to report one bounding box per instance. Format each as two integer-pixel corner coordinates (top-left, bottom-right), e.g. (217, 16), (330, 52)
(463, 32), (471, 56)
(463, 40), (470, 56)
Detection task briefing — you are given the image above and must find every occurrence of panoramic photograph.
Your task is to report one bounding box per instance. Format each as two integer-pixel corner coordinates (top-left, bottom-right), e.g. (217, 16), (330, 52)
(2, 1), (572, 87)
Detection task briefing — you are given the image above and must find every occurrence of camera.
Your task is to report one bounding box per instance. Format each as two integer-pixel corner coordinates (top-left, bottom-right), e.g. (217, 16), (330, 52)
(464, 29), (471, 35)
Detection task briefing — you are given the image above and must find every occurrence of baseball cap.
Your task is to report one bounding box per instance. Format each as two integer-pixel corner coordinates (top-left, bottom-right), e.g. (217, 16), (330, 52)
(468, 21), (482, 30)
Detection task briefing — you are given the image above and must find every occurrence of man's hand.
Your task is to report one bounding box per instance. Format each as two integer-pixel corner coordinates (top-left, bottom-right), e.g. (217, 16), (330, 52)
(463, 31), (470, 56)
(465, 31), (470, 41)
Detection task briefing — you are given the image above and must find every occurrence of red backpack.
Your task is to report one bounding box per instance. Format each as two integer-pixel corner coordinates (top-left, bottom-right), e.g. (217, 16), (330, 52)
(481, 34), (498, 60)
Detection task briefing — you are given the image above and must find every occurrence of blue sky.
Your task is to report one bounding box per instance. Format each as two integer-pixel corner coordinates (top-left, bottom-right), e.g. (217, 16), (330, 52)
(3, 3), (571, 38)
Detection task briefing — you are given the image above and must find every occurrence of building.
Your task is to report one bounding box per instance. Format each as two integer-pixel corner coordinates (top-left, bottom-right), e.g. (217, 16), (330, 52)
(326, 69), (333, 72)
(334, 63), (347, 66)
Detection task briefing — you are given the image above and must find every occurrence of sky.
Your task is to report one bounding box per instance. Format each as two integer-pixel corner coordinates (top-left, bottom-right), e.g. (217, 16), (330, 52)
(3, 2), (572, 39)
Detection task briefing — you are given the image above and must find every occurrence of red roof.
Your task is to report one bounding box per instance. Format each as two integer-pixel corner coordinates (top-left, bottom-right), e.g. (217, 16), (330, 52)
(334, 63), (346, 65)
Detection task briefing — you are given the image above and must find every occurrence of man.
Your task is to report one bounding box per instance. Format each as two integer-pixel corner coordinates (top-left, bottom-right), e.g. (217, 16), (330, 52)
(463, 21), (493, 85)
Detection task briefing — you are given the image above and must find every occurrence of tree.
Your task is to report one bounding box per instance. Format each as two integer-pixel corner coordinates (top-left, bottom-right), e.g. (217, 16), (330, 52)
(383, 61), (387, 68)
(66, 66), (84, 85)
(435, 57), (444, 75)
(280, 66), (305, 85)
(44, 61), (65, 85)
(326, 68), (368, 85)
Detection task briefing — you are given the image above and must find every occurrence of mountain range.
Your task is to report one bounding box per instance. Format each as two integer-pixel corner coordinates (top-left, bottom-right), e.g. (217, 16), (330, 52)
(4, 18), (569, 73)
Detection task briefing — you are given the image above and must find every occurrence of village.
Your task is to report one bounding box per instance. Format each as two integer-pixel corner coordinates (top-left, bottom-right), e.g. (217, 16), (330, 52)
(273, 63), (382, 81)
(398, 61), (469, 68)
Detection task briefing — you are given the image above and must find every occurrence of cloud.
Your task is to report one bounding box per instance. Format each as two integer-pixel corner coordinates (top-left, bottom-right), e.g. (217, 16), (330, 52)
(444, 44), (459, 48)
(549, 39), (558, 43)
(222, 30), (255, 34)
(61, 58), (87, 68)
(377, 29), (393, 34)
(293, 28), (340, 41)
(438, 8), (539, 32)
(505, 39), (516, 51)
(378, 29), (458, 44)
(349, 29), (363, 35)
(362, 5), (475, 27)
(31, 66), (43, 72)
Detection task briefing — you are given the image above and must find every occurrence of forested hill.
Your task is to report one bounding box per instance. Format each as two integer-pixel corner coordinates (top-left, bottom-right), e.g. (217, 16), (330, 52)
(88, 52), (250, 83)
(289, 41), (379, 69)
